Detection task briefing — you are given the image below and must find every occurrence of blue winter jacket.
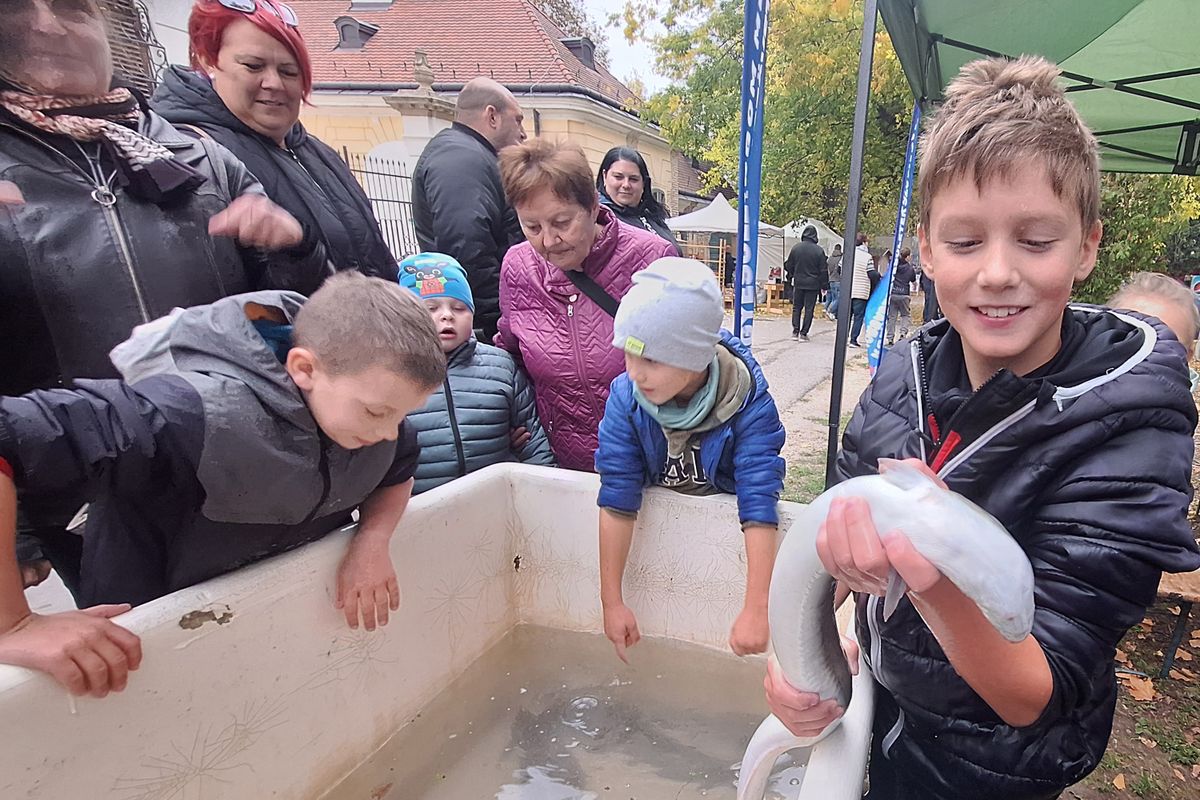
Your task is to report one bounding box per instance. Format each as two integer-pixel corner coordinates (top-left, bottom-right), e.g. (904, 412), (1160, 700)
(595, 331), (785, 525)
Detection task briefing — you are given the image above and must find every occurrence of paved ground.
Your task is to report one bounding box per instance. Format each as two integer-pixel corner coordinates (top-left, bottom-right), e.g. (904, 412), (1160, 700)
(738, 311), (874, 502)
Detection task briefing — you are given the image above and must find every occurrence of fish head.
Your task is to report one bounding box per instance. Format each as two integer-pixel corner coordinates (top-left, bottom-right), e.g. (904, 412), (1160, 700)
(877, 458), (943, 497)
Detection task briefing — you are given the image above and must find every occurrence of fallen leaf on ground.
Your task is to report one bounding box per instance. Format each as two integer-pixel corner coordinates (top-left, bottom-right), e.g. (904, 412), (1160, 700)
(1179, 649), (1194, 662)
(1113, 773), (1126, 790)
(1189, 638), (1200, 648)
(1169, 669), (1190, 681)
(1169, 605), (1181, 615)
(1173, 767), (1185, 781)
(1115, 648), (1130, 664)
(1125, 676), (1157, 701)
(1141, 618), (1155, 627)
(1139, 736), (1158, 749)
(1193, 764), (1200, 779)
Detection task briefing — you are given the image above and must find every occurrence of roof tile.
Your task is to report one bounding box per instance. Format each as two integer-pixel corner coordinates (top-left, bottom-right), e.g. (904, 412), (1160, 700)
(292, 0), (639, 106)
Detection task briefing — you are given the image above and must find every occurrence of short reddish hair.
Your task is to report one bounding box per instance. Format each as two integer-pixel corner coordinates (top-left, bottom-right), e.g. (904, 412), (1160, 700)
(188, 0), (313, 98)
(500, 139), (597, 211)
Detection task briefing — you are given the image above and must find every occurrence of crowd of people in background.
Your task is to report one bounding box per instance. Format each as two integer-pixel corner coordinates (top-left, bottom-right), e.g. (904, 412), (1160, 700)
(2, 7), (1200, 800)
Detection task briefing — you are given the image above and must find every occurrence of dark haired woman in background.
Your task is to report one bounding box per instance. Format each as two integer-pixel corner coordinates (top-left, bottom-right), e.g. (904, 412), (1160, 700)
(595, 146), (680, 253)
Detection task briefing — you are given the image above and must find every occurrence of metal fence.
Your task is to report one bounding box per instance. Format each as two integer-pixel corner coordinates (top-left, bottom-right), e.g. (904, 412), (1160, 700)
(340, 149), (422, 260)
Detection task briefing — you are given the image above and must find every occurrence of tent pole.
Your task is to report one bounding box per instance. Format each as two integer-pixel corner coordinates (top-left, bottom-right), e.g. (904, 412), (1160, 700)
(734, 0), (771, 346)
(826, 0), (880, 486)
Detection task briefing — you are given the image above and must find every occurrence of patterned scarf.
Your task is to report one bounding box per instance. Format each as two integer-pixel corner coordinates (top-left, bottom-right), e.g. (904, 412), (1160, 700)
(0, 86), (204, 201)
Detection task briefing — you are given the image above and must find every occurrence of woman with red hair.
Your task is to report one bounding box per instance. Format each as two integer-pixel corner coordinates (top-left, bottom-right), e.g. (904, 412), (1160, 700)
(153, 0), (397, 280)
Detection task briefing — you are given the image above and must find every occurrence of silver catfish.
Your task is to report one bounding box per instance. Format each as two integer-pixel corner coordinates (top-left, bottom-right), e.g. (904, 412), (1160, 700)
(736, 459), (1035, 799)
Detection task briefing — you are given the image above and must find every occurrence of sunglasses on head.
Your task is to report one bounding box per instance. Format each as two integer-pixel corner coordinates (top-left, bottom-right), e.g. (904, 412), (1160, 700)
(217, 0), (300, 28)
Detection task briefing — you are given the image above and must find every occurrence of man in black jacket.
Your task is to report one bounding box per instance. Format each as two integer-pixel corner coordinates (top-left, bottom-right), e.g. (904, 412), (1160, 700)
(413, 78), (528, 340)
(784, 226), (828, 341)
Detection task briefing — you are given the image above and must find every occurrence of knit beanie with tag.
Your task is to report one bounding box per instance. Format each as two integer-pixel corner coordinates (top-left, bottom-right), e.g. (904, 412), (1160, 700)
(612, 257), (724, 372)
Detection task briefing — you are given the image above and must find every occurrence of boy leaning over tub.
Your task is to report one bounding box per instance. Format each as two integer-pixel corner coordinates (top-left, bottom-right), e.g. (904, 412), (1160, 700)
(594, 257), (786, 661)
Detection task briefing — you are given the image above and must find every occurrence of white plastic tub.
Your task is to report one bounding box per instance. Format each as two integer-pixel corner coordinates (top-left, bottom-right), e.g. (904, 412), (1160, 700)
(0, 464), (872, 799)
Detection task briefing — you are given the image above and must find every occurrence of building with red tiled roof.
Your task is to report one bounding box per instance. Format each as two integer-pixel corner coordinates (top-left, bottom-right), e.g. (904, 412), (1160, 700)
(290, 0), (682, 212)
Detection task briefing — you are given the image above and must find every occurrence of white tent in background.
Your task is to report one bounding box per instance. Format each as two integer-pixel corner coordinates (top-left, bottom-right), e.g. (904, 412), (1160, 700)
(783, 217), (843, 255)
(667, 194), (786, 283)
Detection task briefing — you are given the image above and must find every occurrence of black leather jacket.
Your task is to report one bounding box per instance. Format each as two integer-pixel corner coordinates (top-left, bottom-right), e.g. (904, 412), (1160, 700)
(837, 308), (1200, 799)
(0, 110), (329, 396)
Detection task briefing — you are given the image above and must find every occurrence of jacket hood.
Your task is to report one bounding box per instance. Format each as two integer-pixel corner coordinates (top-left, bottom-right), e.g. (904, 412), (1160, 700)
(801, 225), (818, 243)
(719, 329), (769, 410)
(111, 290), (313, 431)
(153, 65), (307, 148)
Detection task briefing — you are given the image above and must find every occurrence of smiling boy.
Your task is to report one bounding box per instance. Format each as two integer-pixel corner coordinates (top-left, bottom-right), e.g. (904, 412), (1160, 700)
(764, 56), (1200, 799)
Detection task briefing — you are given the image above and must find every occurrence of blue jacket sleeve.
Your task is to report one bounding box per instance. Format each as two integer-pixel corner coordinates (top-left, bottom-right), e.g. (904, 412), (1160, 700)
(510, 366), (556, 466)
(0, 376), (199, 499)
(730, 388), (786, 526)
(595, 378), (648, 514)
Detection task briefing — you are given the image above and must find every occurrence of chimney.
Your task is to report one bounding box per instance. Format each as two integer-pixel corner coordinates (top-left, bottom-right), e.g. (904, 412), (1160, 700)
(560, 36), (596, 70)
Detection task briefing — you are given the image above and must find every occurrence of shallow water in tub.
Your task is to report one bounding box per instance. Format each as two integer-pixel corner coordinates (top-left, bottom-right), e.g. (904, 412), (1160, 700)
(324, 625), (807, 799)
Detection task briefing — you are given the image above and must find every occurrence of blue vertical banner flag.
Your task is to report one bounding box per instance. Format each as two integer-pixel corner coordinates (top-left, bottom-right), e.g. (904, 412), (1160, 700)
(865, 102), (922, 375)
(734, 0), (771, 346)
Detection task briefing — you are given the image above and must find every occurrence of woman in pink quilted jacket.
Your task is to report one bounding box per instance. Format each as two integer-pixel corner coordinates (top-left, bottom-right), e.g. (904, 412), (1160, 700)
(495, 140), (678, 470)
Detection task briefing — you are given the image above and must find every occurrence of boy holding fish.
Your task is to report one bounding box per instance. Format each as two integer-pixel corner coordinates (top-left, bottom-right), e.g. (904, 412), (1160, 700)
(764, 56), (1200, 799)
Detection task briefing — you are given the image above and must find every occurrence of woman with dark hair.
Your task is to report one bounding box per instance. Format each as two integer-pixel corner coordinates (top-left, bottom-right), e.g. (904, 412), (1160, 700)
(152, 0), (397, 279)
(595, 146), (680, 251)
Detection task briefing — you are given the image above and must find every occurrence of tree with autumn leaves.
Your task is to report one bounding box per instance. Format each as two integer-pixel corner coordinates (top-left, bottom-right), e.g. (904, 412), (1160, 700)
(621, 0), (1199, 297)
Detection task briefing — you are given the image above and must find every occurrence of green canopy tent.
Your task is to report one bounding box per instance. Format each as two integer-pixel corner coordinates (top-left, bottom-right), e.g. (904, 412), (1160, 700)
(879, 0), (1200, 175)
(824, 0), (1200, 482)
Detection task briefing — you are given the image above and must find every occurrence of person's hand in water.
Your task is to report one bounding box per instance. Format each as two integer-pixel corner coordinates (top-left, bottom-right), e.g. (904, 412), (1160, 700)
(602, 602), (640, 663)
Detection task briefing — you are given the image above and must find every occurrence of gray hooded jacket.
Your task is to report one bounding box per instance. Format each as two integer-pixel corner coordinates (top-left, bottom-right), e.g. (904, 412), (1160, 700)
(0, 291), (419, 606)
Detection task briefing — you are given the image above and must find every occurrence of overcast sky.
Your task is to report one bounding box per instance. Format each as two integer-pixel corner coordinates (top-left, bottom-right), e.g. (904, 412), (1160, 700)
(582, 0), (671, 94)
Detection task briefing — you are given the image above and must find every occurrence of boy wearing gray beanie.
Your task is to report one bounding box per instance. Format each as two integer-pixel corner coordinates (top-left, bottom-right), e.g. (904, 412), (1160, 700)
(596, 257), (785, 661)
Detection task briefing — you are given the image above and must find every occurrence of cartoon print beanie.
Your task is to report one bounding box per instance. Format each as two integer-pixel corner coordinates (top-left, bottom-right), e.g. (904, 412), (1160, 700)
(612, 257), (725, 372)
(398, 252), (475, 312)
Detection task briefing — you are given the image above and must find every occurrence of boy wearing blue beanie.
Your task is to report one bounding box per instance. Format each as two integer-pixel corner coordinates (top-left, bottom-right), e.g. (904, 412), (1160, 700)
(399, 253), (555, 493)
(596, 257), (785, 660)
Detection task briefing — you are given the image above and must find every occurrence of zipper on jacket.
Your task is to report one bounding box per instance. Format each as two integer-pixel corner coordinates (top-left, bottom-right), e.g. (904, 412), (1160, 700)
(442, 376), (468, 478)
(565, 293), (601, 424)
(302, 447), (332, 524)
(81, 145), (151, 323)
(2, 126), (152, 322)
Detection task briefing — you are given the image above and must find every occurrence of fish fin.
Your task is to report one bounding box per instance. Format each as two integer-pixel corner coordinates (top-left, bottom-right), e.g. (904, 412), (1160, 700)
(883, 570), (907, 621)
(878, 458), (936, 491)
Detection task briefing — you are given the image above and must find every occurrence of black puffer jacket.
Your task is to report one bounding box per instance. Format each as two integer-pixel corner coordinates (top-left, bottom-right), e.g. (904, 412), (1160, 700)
(152, 66), (396, 280)
(412, 123), (523, 336)
(837, 308), (1200, 799)
(408, 339), (554, 495)
(0, 107), (328, 397)
(598, 192), (680, 253)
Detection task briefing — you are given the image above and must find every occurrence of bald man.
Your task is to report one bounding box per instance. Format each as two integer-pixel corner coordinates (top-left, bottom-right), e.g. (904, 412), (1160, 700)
(413, 78), (528, 339)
